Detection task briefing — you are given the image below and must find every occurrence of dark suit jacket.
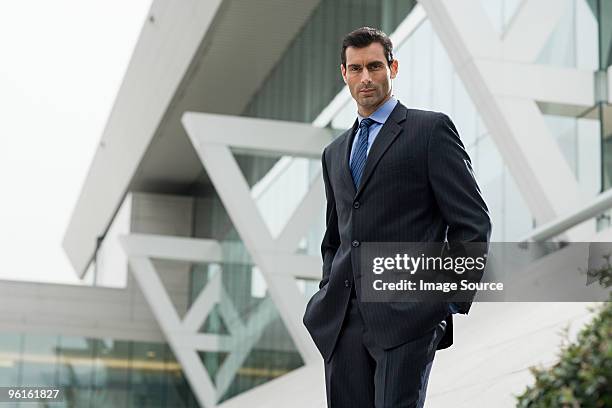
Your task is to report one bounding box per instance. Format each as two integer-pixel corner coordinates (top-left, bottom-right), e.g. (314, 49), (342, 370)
(302, 101), (491, 362)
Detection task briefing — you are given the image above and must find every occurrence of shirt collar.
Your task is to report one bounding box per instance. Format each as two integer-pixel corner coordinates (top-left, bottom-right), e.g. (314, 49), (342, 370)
(357, 95), (398, 125)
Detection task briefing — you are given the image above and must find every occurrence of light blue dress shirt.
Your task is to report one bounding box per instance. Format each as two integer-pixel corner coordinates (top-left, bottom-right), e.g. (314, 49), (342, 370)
(349, 96), (398, 163)
(349, 96), (460, 316)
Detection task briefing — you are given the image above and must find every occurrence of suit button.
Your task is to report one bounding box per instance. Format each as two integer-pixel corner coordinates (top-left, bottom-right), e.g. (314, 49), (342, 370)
(353, 201), (360, 209)
(352, 240), (360, 247)
(344, 280), (350, 288)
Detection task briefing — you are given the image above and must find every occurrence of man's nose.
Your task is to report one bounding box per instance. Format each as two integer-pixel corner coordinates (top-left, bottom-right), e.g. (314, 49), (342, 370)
(360, 68), (372, 83)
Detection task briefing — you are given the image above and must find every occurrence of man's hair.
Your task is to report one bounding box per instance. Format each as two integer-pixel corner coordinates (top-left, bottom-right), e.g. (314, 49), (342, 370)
(341, 27), (394, 67)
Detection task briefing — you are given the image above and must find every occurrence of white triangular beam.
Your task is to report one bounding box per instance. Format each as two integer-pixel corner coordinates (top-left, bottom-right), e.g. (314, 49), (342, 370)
(502, 0), (567, 62)
(185, 142), (320, 364)
(420, 0), (590, 238)
(126, 255), (217, 408)
(121, 234), (290, 407)
(183, 112), (334, 365)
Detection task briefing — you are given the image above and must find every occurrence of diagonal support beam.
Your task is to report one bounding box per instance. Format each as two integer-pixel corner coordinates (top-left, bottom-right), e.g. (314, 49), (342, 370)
(502, 0), (568, 62)
(185, 142), (320, 364)
(275, 174), (324, 251)
(121, 234), (305, 407)
(183, 112), (336, 365)
(214, 297), (277, 397)
(126, 255), (217, 408)
(419, 0), (591, 239)
(182, 270), (223, 332)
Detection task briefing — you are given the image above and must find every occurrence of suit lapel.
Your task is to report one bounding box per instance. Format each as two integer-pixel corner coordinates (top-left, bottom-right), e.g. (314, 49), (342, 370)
(355, 102), (408, 198)
(340, 119), (359, 196)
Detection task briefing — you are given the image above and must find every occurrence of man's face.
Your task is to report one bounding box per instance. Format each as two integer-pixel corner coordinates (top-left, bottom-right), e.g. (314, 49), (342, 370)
(341, 42), (398, 115)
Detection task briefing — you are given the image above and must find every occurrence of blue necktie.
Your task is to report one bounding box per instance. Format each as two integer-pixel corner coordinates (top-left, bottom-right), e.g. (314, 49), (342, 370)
(350, 118), (375, 188)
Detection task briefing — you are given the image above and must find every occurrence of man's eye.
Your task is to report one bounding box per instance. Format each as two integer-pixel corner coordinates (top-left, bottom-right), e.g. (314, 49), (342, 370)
(350, 66), (360, 72)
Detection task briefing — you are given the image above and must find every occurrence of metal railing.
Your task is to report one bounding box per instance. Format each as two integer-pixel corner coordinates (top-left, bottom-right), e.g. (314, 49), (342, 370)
(521, 189), (612, 242)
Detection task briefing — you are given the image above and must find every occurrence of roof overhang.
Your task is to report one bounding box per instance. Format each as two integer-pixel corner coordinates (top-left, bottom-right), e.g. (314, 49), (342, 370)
(62, 0), (323, 277)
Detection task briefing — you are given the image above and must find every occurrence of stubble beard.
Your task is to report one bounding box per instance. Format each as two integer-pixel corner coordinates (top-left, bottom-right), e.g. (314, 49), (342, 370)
(355, 85), (390, 115)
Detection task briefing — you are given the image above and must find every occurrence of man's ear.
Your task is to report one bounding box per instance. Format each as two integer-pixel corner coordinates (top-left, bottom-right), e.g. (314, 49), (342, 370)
(340, 64), (347, 84)
(389, 59), (399, 79)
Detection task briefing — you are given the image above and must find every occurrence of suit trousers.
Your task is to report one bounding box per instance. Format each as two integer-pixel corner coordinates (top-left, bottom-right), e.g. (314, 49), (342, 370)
(324, 291), (446, 408)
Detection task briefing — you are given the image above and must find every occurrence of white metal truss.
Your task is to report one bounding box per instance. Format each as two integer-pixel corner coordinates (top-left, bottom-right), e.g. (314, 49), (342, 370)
(183, 113), (331, 371)
(116, 116), (332, 407)
(121, 234), (278, 407)
(418, 0), (596, 239)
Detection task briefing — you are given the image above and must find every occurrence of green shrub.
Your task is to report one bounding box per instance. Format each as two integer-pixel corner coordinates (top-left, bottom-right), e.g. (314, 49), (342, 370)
(515, 301), (611, 407)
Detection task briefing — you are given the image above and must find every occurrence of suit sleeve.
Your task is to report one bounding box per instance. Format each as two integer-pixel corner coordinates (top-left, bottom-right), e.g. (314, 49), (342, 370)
(319, 148), (340, 289)
(428, 113), (492, 313)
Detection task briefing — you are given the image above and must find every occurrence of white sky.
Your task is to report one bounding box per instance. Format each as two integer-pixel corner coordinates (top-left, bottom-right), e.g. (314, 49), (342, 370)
(0, 0), (152, 284)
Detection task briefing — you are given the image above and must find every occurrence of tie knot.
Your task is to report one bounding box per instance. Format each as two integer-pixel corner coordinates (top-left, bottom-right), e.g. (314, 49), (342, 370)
(359, 118), (375, 130)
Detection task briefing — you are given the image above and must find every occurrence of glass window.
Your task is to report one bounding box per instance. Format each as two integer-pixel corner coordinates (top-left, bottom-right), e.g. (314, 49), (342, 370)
(164, 345), (197, 408)
(57, 336), (94, 407)
(129, 341), (167, 407)
(90, 339), (130, 407)
(189, 258), (304, 403)
(20, 334), (59, 387)
(503, 169), (535, 240)
(0, 332), (22, 387)
(537, 0), (598, 70)
(0, 332), (200, 407)
(593, 0), (612, 69)
(477, 136), (505, 241)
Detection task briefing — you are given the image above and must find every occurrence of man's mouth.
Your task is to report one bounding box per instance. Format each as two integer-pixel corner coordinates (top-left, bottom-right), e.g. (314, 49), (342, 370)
(360, 88), (375, 93)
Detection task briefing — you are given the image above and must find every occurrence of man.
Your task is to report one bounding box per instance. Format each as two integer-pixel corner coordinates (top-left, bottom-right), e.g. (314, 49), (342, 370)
(302, 27), (491, 407)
